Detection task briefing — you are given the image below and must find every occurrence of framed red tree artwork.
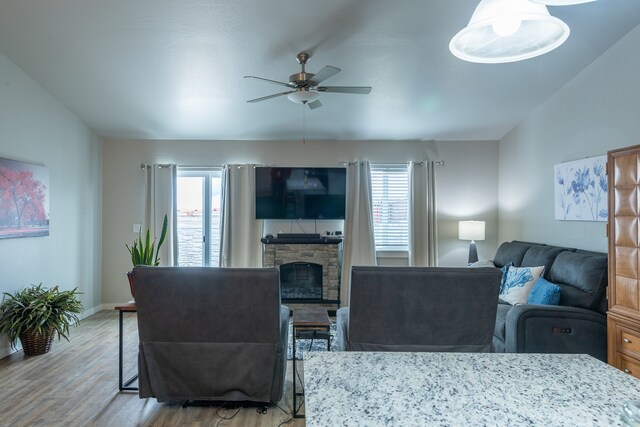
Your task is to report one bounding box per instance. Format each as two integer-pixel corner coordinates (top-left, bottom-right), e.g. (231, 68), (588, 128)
(0, 157), (49, 239)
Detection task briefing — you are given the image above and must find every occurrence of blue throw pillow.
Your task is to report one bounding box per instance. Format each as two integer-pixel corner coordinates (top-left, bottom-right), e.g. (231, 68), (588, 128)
(528, 277), (561, 305)
(499, 262), (513, 295)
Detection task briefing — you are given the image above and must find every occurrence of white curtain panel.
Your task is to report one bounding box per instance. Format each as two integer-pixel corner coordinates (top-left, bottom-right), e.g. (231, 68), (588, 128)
(220, 165), (264, 267)
(409, 161), (438, 267)
(340, 161), (377, 306)
(142, 163), (178, 266)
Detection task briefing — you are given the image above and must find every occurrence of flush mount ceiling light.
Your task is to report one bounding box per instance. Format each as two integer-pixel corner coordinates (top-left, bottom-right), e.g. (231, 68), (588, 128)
(531, 0), (595, 5)
(449, 0), (570, 64)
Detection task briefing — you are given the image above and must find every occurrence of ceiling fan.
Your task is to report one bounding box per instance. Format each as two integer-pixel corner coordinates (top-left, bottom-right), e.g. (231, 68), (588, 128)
(244, 51), (372, 110)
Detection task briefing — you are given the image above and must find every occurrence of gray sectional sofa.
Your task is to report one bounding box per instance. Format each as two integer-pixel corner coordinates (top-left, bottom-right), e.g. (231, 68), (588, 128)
(491, 241), (608, 361)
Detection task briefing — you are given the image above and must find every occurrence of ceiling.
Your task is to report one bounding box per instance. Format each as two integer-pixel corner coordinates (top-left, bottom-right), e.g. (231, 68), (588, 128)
(0, 0), (638, 141)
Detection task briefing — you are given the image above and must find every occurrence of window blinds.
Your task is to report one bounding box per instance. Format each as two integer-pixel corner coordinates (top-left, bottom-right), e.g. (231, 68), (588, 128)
(370, 164), (409, 250)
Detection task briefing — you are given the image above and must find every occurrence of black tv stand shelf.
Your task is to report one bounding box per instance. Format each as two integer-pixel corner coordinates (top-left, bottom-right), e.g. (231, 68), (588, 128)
(261, 236), (342, 245)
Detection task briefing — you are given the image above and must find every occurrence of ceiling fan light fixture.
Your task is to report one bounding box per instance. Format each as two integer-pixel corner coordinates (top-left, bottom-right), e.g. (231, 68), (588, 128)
(287, 88), (320, 104)
(530, 0), (595, 5)
(449, 0), (570, 64)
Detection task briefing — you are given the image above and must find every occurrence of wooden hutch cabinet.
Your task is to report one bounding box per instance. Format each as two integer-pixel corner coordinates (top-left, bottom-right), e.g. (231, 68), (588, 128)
(608, 144), (640, 379)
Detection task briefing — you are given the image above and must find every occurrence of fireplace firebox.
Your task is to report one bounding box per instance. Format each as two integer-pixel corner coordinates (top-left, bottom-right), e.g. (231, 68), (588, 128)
(262, 237), (341, 310)
(280, 262), (323, 300)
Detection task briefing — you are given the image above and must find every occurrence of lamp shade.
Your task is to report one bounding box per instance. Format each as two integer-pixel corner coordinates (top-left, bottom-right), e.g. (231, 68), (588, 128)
(449, 0), (570, 64)
(287, 88), (319, 104)
(459, 221), (486, 241)
(531, 0), (595, 5)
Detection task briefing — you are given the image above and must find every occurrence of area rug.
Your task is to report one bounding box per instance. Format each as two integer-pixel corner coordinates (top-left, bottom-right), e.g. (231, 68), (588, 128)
(287, 319), (337, 360)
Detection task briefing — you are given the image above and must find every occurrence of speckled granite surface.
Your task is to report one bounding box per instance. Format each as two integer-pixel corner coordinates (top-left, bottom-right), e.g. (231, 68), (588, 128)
(303, 352), (640, 427)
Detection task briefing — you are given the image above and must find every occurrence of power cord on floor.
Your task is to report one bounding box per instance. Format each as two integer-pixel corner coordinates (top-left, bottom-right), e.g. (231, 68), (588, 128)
(273, 403), (293, 426)
(215, 401), (241, 420)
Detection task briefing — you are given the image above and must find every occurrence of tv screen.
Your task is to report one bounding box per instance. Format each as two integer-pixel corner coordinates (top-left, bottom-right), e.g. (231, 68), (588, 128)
(255, 167), (346, 219)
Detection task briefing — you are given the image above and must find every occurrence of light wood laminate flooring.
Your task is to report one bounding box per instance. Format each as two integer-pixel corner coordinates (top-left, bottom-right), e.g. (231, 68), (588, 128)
(0, 310), (305, 427)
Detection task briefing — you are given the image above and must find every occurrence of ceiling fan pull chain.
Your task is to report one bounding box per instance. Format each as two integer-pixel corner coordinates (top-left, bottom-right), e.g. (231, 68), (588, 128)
(302, 104), (306, 145)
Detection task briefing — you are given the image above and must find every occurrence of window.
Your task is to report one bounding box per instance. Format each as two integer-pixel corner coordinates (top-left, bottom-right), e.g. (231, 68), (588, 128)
(176, 168), (223, 266)
(370, 164), (409, 251)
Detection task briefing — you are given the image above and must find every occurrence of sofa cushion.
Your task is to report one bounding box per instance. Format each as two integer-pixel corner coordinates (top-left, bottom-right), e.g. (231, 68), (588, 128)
(548, 251), (608, 314)
(521, 246), (573, 280)
(493, 242), (535, 268)
(500, 265), (545, 305)
(493, 303), (512, 345)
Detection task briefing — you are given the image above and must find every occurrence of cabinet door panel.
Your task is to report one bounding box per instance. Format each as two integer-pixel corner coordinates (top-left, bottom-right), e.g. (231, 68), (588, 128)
(614, 154), (639, 186)
(615, 187), (638, 216)
(616, 247), (639, 279)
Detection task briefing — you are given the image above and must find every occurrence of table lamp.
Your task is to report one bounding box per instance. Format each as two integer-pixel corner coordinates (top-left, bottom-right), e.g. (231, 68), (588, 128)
(459, 220), (486, 264)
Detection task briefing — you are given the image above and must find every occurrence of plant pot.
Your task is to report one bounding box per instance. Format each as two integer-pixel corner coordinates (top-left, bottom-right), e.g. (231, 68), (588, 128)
(127, 271), (135, 299)
(20, 328), (54, 356)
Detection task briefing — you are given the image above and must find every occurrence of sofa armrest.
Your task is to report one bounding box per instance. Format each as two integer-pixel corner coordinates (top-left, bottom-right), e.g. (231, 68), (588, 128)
(504, 304), (607, 361)
(335, 307), (349, 351)
(272, 305), (290, 402)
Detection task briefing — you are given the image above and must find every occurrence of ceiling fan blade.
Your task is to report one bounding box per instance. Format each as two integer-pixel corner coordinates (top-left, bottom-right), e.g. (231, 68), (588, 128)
(246, 91), (293, 103)
(244, 75), (293, 88)
(317, 86), (372, 94)
(307, 99), (323, 110)
(310, 66), (341, 85)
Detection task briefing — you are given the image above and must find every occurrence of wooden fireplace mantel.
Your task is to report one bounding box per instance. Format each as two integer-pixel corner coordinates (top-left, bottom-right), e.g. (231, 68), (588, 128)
(260, 237), (342, 245)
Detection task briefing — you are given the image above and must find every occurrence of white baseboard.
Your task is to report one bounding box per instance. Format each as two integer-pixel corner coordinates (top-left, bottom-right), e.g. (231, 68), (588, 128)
(100, 302), (133, 311)
(0, 303), (105, 360)
(0, 341), (18, 360)
(79, 305), (99, 320)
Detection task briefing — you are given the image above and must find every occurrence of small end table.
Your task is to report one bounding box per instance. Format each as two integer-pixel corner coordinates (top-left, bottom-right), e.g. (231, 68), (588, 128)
(114, 302), (138, 391)
(292, 307), (330, 418)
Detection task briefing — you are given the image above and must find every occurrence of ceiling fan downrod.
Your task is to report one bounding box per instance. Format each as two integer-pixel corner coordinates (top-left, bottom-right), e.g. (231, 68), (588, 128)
(291, 51), (314, 87)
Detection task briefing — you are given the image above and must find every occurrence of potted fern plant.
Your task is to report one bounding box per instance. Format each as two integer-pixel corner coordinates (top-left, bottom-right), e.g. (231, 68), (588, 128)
(0, 284), (83, 356)
(125, 214), (168, 297)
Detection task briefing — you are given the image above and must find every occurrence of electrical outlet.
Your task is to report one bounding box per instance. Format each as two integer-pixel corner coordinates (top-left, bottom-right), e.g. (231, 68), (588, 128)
(133, 223), (141, 233)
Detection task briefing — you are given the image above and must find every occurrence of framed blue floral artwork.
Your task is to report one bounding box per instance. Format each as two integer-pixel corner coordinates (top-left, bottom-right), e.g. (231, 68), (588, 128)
(554, 156), (607, 222)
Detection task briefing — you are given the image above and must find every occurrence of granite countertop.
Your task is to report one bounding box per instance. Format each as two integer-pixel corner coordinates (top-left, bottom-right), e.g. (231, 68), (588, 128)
(303, 352), (640, 427)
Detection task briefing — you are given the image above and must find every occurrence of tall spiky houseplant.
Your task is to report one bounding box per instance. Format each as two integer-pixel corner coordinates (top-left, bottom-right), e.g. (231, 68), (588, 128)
(0, 284), (83, 356)
(125, 214), (168, 297)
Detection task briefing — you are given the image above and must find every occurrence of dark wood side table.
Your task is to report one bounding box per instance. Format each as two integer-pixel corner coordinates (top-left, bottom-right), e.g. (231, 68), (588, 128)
(292, 307), (331, 418)
(114, 302), (138, 391)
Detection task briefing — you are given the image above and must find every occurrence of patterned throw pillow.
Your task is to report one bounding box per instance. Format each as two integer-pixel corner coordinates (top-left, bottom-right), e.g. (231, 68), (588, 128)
(500, 262), (513, 295)
(500, 265), (545, 305)
(528, 277), (561, 305)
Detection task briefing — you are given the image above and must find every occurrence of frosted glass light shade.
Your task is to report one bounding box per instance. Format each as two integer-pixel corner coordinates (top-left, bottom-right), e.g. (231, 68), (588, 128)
(287, 88), (319, 104)
(449, 0), (570, 64)
(531, 0), (595, 5)
(459, 221), (486, 241)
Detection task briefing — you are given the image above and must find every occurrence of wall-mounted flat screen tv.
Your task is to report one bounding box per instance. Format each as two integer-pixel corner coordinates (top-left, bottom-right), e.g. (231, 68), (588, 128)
(255, 167), (346, 219)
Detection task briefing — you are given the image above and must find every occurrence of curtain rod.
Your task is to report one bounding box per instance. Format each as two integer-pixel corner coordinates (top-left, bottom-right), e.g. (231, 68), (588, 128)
(140, 161), (444, 169)
(339, 161), (444, 166)
(140, 163), (225, 170)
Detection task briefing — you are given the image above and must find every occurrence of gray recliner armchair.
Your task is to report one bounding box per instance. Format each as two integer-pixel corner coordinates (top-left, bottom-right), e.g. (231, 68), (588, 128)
(133, 266), (289, 403)
(336, 266), (501, 352)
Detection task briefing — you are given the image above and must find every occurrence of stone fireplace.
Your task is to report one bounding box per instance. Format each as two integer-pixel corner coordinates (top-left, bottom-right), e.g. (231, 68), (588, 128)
(262, 237), (342, 311)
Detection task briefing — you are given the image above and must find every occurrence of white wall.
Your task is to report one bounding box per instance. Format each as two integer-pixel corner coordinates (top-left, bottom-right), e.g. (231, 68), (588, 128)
(0, 52), (102, 358)
(498, 23), (640, 252)
(102, 139), (499, 304)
